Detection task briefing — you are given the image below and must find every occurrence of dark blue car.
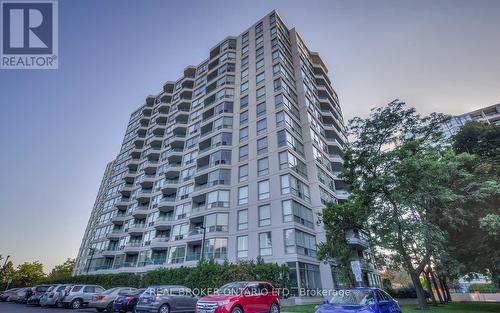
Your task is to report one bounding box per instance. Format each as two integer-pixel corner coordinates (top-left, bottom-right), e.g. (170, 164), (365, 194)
(315, 288), (401, 313)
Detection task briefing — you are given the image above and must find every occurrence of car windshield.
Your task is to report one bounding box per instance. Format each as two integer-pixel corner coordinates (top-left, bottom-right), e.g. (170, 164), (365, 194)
(217, 282), (247, 295)
(328, 290), (374, 306)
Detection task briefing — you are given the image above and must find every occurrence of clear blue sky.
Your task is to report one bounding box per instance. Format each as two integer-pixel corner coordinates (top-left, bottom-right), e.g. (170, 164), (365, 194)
(1, 0), (499, 272)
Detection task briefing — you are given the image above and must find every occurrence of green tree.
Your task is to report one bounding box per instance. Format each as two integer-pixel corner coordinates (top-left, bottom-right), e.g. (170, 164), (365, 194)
(46, 258), (75, 282)
(439, 121), (500, 288)
(0, 255), (15, 289)
(323, 100), (493, 309)
(13, 261), (45, 287)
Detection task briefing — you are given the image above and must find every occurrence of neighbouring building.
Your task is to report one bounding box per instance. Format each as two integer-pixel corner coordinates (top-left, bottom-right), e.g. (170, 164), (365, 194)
(442, 103), (500, 139)
(74, 10), (381, 293)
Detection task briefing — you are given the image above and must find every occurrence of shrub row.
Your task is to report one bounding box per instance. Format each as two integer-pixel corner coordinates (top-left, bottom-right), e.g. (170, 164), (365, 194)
(469, 283), (498, 293)
(385, 286), (430, 299)
(41, 259), (291, 296)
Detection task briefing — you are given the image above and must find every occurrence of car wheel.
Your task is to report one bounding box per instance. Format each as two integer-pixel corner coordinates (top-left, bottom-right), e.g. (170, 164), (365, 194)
(97, 308), (105, 312)
(231, 306), (243, 313)
(270, 303), (280, 313)
(71, 298), (83, 309)
(106, 302), (114, 312)
(158, 304), (170, 313)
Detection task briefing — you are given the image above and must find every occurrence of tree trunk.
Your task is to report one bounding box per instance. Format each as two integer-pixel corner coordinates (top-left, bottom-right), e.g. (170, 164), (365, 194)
(443, 276), (451, 302)
(440, 277), (452, 302)
(409, 270), (428, 309)
(424, 268), (437, 306)
(431, 271), (445, 304)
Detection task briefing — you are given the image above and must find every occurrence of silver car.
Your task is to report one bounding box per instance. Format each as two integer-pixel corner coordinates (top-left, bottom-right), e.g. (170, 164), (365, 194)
(40, 284), (72, 307)
(62, 284), (105, 309)
(136, 285), (198, 313)
(88, 287), (137, 312)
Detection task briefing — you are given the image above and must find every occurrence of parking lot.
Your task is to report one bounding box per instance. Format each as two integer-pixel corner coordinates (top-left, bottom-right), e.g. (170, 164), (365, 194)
(0, 302), (98, 313)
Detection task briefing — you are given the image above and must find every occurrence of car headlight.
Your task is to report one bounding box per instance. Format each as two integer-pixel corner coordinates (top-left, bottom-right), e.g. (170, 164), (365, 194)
(216, 300), (230, 306)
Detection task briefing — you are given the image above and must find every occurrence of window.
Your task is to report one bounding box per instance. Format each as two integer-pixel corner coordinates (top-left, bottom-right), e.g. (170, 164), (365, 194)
(257, 157), (269, 176)
(277, 130), (304, 156)
(239, 127), (249, 141)
(259, 232), (272, 256)
(241, 68), (248, 80)
(256, 72), (265, 84)
(240, 110), (249, 124)
(257, 118), (267, 135)
(256, 59), (265, 71)
(168, 245), (186, 264)
(240, 95), (248, 109)
(258, 180), (270, 200)
(280, 174), (311, 202)
(242, 32), (249, 45)
(256, 86), (266, 101)
(256, 46), (264, 59)
(237, 236), (248, 258)
(259, 204), (271, 226)
(256, 102), (266, 117)
(282, 200), (314, 229)
(241, 56), (249, 67)
(284, 229), (317, 257)
(255, 35), (263, 47)
(205, 213), (229, 232)
(238, 186), (248, 205)
(238, 209), (248, 230)
(240, 81), (248, 93)
(239, 145), (248, 161)
(239, 164), (249, 182)
(255, 22), (263, 35)
(257, 137), (268, 155)
(242, 45), (249, 56)
(279, 150), (307, 178)
(207, 190), (230, 208)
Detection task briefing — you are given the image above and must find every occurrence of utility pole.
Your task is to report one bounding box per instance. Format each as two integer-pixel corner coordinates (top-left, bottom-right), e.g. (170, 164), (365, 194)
(85, 248), (95, 274)
(200, 226), (206, 261)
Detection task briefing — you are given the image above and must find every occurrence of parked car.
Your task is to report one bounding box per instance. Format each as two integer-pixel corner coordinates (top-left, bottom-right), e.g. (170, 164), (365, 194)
(15, 287), (34, 303)
(7, 287), (26, 302)
(27, 284), (52, 305)
(196, 281), (280, 313)
(314, 288), (401, 313)
(0, 288), (19, 302)
(62, 284), (106, 309)
(113, 288), (146, 313)
(89, 287), (137, 312)
(136, 285), (198, 313)
(40, 284), (73, 307)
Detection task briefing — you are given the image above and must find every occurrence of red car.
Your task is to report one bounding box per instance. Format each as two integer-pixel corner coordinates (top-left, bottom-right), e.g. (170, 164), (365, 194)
(196, 281), (280, 313)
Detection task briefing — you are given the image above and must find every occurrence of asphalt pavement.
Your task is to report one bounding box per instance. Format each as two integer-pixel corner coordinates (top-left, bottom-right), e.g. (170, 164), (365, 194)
(0, 301), (98, 312)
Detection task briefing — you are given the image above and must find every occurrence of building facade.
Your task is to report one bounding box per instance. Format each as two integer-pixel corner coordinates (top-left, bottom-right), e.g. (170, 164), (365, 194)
(442, 103), (500, 139)
(74, 11), (380, 292)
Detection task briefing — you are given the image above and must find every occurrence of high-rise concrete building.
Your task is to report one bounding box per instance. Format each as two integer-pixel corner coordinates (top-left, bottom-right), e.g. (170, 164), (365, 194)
(442, 103), (500, 139)
(74, 10), (380, 292)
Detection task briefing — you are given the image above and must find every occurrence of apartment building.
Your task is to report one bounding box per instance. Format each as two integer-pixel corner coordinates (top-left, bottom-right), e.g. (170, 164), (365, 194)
(442, 103), (500, 139)
(74, 10), (381, 292)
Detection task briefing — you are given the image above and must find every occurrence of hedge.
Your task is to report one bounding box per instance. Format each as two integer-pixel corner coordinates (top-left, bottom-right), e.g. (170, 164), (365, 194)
(40, 259), (291, 296)
(386, 286), (430, 299)
(469, 283), (498, 293)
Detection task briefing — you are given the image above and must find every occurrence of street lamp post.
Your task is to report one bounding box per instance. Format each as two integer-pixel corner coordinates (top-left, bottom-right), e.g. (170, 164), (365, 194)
(200, 226), (206, 261)
(0, 255), (10, 276)
(85, 248), (95, 274)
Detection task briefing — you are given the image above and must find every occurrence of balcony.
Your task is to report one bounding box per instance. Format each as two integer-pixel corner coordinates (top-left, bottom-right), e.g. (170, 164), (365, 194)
(129, 147), (142, 159)
(157, 197), (176, 211)
(136, 189), (153, 202)
(123, 242), (142, 253)
(145, 147), (161, 160)
(150, 237), (170, 250)
(328, 153), (343, 163)
(185, 252), (201, 262)
(164, 164), (181, 178)
(335, 189), (349, 200)
(160, 179), (179, 193)
(127, 159), (140, 170)
(132, 207), (149, 218)
(111, 213), (130, 224)
(346, 229), (369, 250)
(120, 184), (135, 197)
(128, 224), (146, 235)
(139, 174), (156, 188)
(115, 198), (130, 209)
(143, 160), (158, 173)
(123, 170), (137, 183)
(107, 229), (127, 239)
(154, 216), (174, 230)
(102, 247), (119, 257)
